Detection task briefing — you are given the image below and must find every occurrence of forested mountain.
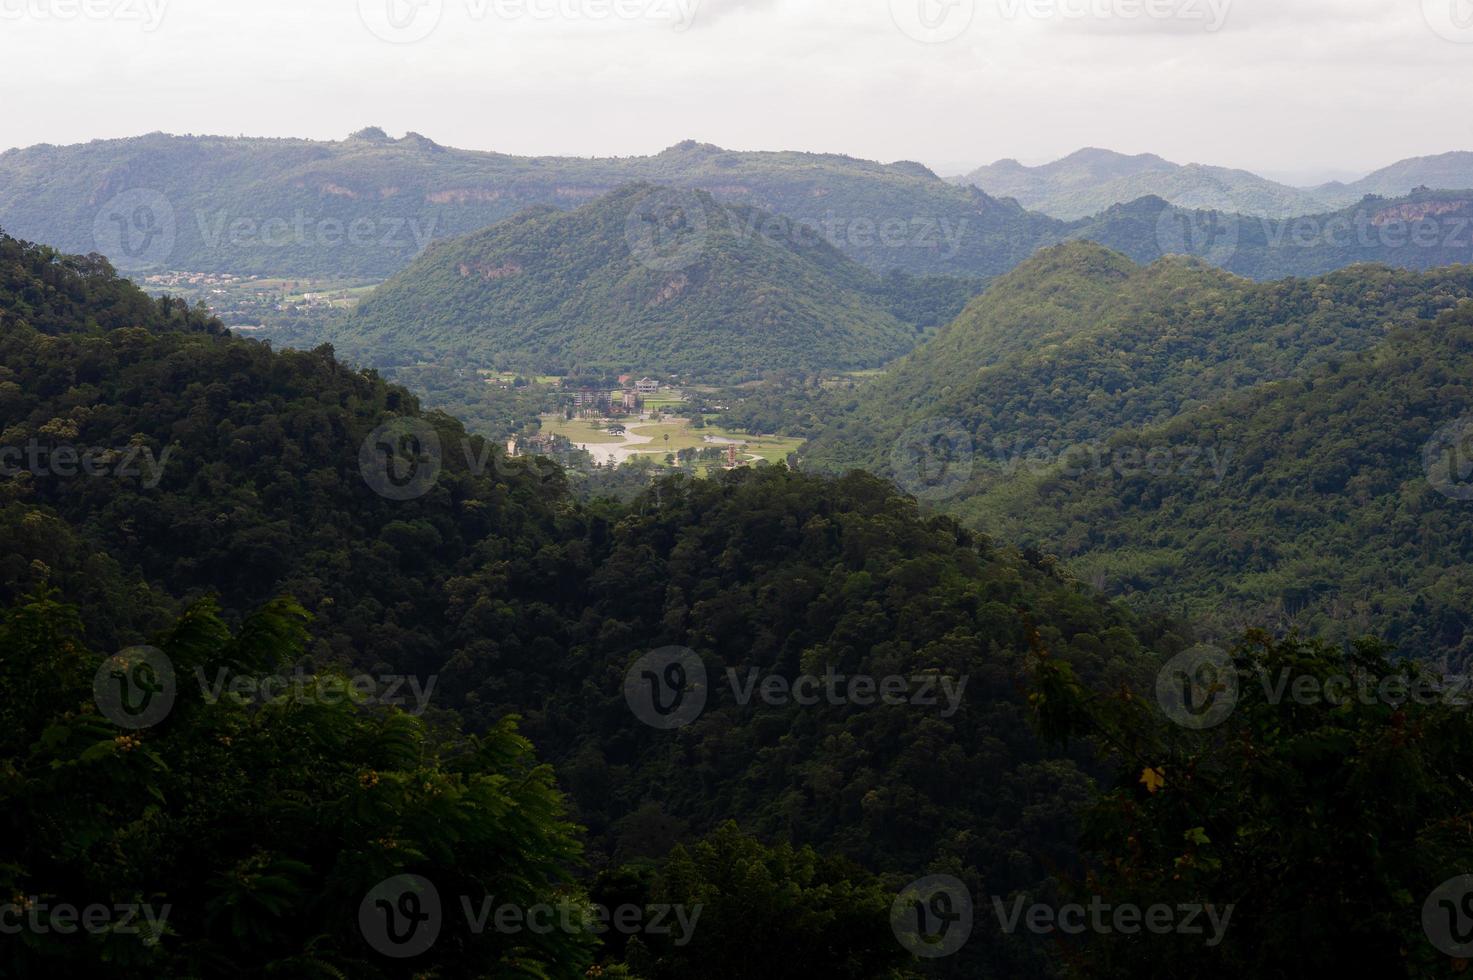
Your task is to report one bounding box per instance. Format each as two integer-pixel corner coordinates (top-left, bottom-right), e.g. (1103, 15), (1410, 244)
(800, 242), (1473, 662)
(336, 185), (975, 378)
(957, 148), (1330, 219)
(0, 229), (1179, 977)
(800, 241), (1473, 470)
(0, 130), (1058, 278)
(946, 302), (1473, 664)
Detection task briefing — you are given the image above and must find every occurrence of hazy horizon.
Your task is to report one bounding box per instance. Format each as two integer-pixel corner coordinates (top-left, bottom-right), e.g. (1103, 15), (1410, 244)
(2, 0), (1471, 181)
(0, 125), (1456, 189)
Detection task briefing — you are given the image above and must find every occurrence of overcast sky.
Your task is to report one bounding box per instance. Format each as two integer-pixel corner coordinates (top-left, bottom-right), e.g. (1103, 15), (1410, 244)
(0, 0), (1466, 181)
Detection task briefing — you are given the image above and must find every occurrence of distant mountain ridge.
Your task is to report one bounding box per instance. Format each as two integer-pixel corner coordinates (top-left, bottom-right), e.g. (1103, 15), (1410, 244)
(1321, 150), (1473, 202)
(957, 147), (1473, 219)
(7, 131), (1473, 287)
(0, 130), (1057, 279)
(958, 147), (1329, 219)
(1070, 188), (1473, 280)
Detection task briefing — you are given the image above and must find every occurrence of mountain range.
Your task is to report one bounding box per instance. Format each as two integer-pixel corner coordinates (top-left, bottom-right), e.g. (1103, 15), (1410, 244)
(327, 184), (1473, 383)
(8, 131), (1473, 289)
(1068, 189), (1473, 280)
(956, 147), (1473, 220)
(0, 129), (1052, 279)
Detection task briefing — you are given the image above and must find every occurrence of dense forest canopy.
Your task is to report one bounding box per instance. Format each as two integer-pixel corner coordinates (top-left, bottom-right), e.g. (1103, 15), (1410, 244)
(0, 230), (1163, 978)
(800, 241), (1473, 660)
(4, 212), (1473, 979)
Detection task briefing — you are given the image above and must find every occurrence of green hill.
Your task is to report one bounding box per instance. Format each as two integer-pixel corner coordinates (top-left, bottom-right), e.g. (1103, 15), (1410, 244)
(801, 241), (1473, 473)
(0, 130), (1060, 279)
(801, 242), (1473, 660)
(951, 301), (1473, 663)
(335, 185), (976, 379)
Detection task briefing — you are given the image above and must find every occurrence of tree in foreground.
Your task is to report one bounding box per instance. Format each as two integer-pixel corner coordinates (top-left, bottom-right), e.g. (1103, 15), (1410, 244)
(0, 590), (595, 978)
(1030, 630), (1473, 979)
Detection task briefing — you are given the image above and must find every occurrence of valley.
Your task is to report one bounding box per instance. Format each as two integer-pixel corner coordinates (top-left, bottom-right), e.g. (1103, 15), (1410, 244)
(8, 29), (1473, 972)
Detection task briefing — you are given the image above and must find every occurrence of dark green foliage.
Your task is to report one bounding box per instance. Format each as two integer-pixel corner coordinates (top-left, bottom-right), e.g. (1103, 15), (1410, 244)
(600, 822), (910, 979)
(803, 242), (1473, 660)
(802, 241), (1473, 476)
(1030, 632), (1473, 979)
(451, 464), (1180, 978)
(0, 591), (593, 978)
(0, 232), (222, 337)
(0, 236), (577, 684)
(0, 229), (1178, 977)
(15, 221), (1472, 978)
(950, 300), (1473, 664)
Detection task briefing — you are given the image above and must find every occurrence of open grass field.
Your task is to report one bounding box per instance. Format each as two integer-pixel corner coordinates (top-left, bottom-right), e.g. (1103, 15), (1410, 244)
(614, 420), (802, 463)
(820, 368), (887, 389)
(541, 414), (803, 466)
(280, 281), (380, 307)
(481, 371), (565, 386)
(541, 417), (628, 444)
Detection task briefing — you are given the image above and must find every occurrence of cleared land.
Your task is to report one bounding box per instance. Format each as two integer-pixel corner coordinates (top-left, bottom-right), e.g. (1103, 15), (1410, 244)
(541, 415), (802, 467)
